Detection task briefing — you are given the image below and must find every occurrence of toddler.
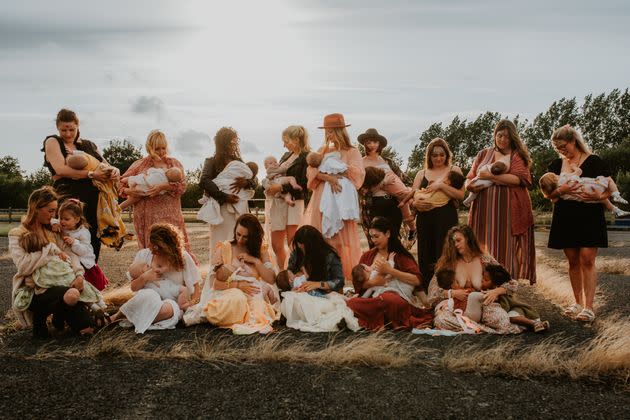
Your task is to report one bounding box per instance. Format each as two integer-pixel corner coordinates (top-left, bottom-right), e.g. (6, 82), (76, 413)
(52, 199), (109, 290)
(307, 147), (360, 239)
(263, 156), (302, 206)
(276, 270), (326, 298)
(126, 258), (191, 310)
(434, 268), (484, 322)
(361, 166), (415, 232)
(463, 154), (510, 207)
(405, 171), (465, 209)
(120, 166), (184, 210)
(539, 164), (629, 218)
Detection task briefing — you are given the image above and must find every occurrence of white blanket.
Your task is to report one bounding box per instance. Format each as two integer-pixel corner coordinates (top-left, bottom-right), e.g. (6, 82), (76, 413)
(319, 152), (360, 239)
(280, 291), (361, 332)
(197, 161), (254, 225)
(127, 167), (168, 192)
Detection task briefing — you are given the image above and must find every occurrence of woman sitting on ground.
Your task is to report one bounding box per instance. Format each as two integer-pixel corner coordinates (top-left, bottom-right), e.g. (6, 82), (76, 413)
(278, 225), (360, 332)
(110, 223), (200, 334)
(184, 214), (279, 334)
(346, 217), (433, 331)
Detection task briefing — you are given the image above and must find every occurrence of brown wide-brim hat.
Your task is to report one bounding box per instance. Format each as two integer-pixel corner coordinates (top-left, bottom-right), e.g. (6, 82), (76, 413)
(318, 113), (351, 129)
(357, 128), (388, 149)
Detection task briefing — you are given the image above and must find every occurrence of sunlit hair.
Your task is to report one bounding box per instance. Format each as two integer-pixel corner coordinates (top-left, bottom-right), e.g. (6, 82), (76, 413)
(231, 214), (264, 258)
(493, 120), (532, 168)
(19, 231), (50, 253)
(145, 130), (169, 160)
(435, 225), (484, 272)
(22, 186), (58, 229)
(551, 124), (590, 155)
(149, 223), (185, 271)
(325, 127), (353, 150)
(369, 217), (414, 260)
(539, 172), (559, 197)
(282, 125), (310, 153)
(424, 138), (453, 169)
(58, 199), (89, 230)
(56, 108), (79, 126)
(214, 126), (242, 172)
(292, 225), (339, 285)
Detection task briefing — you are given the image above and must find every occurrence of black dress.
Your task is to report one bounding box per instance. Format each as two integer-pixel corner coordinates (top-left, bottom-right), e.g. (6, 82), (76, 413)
(548, 155), (609, 249)
(416, 175), (459, 289)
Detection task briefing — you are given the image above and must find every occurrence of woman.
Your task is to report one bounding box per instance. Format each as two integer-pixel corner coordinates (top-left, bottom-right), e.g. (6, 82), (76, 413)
(543, 125), (609, 322)
(9, 187), (94, 337)
(410, 138), (464, 286)
(280, 225), (360, 332)
(428, 225), (521, 334)
(183, 214), (279, 334)
(346, 217), (432, 331)
(302, 113), (365, 279)
(43, 108), (118, 261)
(200, 127), (257, 251)
(466, 120), (536, 284)
(264, 125), (310, 268)
(111, 223), (200, 334)
(120, 130), (196, 262)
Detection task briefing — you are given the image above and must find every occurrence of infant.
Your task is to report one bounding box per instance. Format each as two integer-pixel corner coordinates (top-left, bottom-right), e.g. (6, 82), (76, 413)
(263, 156), (302, 206)
(214, 263), (277, 303)
(361, 166), (415, 231)
(411, 171), (465, 209)
(463, 154), (510, 207)
(66, 151), (116, 178)
(127, 257), (191, 310)
(120, 167), (184, 210)
(276, 270), (326, 298)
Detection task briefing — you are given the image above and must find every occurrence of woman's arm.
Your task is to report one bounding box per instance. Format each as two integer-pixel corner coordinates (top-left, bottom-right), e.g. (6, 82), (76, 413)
(129, 269), (159, 292)
(199, 158), (228, 204)
(377, 254), (421, 286)
(478, 171), (522, 187)
(44, 138), (107, 181)
(430, 166), (465, 200)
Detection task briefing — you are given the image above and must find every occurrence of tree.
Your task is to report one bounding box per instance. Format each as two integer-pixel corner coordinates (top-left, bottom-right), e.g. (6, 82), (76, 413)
(102, 139), (143, 175)
(0, 156), (23, 179)
(26, 167), (52, 190)
(180, 167), (203, 208)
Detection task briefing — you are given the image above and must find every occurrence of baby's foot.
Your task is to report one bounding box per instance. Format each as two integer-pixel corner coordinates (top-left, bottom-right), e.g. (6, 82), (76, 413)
(611, 191), (628, 205)
(612, 206), (630, 218)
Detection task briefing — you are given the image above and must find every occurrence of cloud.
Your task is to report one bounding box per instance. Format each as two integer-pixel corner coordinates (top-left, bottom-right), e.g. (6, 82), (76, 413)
(175, 129), (211, 156)
(240, 141), (261, 155)
(131, 96), (165, 120)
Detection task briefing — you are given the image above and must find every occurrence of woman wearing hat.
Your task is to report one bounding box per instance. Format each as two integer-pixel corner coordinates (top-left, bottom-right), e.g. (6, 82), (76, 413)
(358, 128), (411, 245)
(302, 113), (365, 280)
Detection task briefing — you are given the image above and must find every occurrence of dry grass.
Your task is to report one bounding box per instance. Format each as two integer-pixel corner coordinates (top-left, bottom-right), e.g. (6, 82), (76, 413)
(536, 250), (630, 276)
(102, 285), (134, 307)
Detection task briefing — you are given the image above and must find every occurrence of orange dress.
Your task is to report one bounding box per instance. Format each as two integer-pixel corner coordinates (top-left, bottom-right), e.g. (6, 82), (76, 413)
(301, 147), (365, 280)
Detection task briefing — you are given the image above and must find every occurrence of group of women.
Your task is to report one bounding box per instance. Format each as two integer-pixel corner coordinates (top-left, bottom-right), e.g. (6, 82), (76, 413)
(8, 109), (612, 338)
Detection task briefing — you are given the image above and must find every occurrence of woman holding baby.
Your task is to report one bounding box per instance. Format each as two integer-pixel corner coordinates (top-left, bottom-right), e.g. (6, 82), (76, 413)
(120, 130), (195, 261)
(466, 120), (536, 284)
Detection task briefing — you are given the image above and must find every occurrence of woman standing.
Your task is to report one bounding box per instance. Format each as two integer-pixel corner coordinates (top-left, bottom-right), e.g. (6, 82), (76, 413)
(466, 120), (536, 284)
(543, 125), (609, 322)
(264, 125), (310, 268)
(120, 130), (195, 262)
(43, 109), (117, 262)
(200, 127), (257, 251)
(409, 138), (464, 286)
(302, 113), (365, 280)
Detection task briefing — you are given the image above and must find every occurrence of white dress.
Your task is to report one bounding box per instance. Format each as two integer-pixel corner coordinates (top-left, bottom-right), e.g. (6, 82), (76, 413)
(280, 291), (361, 333)
(127, 167), (169, 193)
(120, 248), (200, 334)
(63, 226), (96, 269)
(319, 152), (360, 239)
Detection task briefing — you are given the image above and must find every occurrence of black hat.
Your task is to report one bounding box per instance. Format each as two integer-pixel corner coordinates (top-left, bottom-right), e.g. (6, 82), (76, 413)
(357, 128), (387, 149)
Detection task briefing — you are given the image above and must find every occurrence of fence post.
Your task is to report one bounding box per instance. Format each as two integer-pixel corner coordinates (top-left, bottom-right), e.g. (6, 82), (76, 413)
(8, 207), (12, 223)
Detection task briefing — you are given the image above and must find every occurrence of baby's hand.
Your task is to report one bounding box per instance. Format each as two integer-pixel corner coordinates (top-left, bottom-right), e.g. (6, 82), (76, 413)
(51, 224), (62, 233)
(58, 252), (70, 262)
(63, 236), (75, 245)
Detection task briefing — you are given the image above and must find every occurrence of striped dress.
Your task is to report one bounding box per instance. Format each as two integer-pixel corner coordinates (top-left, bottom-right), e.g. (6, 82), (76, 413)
(467, 148), (536, 284)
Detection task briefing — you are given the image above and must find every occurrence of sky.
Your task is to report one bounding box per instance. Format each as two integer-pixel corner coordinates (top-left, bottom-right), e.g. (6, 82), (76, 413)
(1, 0), (629, 175)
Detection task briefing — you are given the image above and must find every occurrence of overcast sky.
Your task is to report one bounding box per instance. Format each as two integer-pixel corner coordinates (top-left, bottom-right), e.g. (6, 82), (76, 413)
(2, 0), (629, 174)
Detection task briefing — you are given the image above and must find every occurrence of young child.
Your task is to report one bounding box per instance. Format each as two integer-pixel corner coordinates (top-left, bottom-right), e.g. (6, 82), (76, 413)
(463, 154), (511, 207)
(434, 268), (486, 323)
(126, 258), (192, 310)
(276, 270), (326, 298)
(119, 166), (184, 210)
(197, 161), (258, 225)
(307, 148), (360, 239)
(403, 171), (465, 210)
(539, 164), (629, 218)
(53, 199), (109, 290)
(263, 156), (302, 206)
(482, 264), (549, 333)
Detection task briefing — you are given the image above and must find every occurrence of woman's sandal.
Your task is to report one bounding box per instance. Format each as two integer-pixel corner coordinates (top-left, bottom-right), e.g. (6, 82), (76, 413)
(576, 308), (595, 323)
(533, 320), (550, 333)
(563, 303), (582, 317)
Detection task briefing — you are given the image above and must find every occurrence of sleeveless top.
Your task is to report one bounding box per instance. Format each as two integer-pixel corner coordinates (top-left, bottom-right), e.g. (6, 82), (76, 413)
(41, 135), (103, 176)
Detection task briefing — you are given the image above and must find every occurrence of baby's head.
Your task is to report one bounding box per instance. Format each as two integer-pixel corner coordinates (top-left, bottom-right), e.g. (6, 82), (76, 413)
(66, 152), (89, 170)
(490, 161), (508, 175)
(482, 264), (511, 290)
(246, 161), (259, 179)
(150, 253), (171, 276)
(128, 261), (150, 280)
(445, 171), (465, 190)
(276, 270), (293, 292)
(362, 166), (386, 191)
(306, 152), (323, 168)
(19, 232), (49, 253)
(264, 156), (279, 171)
(165, 167), (184, 183)
(436, 269), (458, 290)
(351, 264), (370, 293)
(539, 172), (559, 197)
(214, 264), (234, 283)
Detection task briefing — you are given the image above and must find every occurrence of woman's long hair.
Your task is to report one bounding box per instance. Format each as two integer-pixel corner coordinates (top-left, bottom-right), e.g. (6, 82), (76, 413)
(493, 120), (532, 168)
(291, 225), (339, 282)
(435, 225), (484, 272)
(149, 223), (185, 270)
(22, 186), (58, 229)
(213, 126), (242, 173)
(369, 217), (414, 260)
(325, 127), (354, 151)
(231, 214), (264, 258)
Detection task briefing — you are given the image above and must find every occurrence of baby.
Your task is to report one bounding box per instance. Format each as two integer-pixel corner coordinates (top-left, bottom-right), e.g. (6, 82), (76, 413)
(406, 171), (465, 209)
(435, 269), (477, 313)
(361, 166), (415, 232)
(276, 270), (326, 298)
(263, 156), (302, 206)
(127, 258), (191, 310)
(463, 153), (511, 207)
(120, 166), (184, 210)
(539, 163), (629, 218)
(307, 148), (360, 239)
(215, 263), (278, 303)
(66, 151), (116, 179)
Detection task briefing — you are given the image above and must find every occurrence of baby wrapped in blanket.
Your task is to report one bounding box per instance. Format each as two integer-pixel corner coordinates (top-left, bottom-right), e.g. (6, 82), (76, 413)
(119, 167), (184, 210)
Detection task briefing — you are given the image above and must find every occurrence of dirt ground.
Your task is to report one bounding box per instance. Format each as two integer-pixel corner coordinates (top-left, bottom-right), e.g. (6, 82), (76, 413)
(0, 224), (629, 418)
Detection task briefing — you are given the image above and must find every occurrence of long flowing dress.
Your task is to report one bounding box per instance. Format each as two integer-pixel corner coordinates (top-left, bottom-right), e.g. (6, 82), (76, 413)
(121, 156), (196, 262)
(301, 147), (365, 280)
(467, 148), (536, 284)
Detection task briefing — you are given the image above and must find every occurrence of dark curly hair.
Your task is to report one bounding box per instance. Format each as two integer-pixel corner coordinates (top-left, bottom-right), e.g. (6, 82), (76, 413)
(213, 126), (242, 173)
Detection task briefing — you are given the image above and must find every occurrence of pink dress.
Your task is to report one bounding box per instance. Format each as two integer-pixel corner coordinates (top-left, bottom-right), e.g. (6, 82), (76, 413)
(301, 147), (365, 280)
(121, 156), (197, 263)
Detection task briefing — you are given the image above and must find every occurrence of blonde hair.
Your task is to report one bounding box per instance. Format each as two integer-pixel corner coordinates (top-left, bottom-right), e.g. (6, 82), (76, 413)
(19, 231), (50, 253)
(539, 172), (559, 197)
(551, 124), (590, 155)
(22, 186), (58, 229)
(145, 130), (169, 160)
(494, 120), (532, 168)
(325, 127), (353, 150)
(282, 125), (310, 152)
(424, 138), (453, 169)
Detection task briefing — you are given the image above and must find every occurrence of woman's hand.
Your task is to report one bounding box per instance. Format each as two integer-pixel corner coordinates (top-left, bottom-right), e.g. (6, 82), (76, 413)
(575, 187), (608, 202)
(237, 253), (259, 265)
(225, 194), (240, 204)
(146, 183), (170, 197)
(63, 236), (75, 246)
(451, 289), (470, 301)
(58, 252), (70, 262)
(483, 288), (503, 305)
(296, 281), (321, 293)
(424, 180), (442, 193)
(477, 167), (493, 180)
(413, 198), (435, 212)
(373, 257), (392, 275)
(326, 175), (342, 193)
(230, 177), (250, 194)
(143, 269), (161, 283)
(71, 275), (85, 292)
(237, 281), (259, 296)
